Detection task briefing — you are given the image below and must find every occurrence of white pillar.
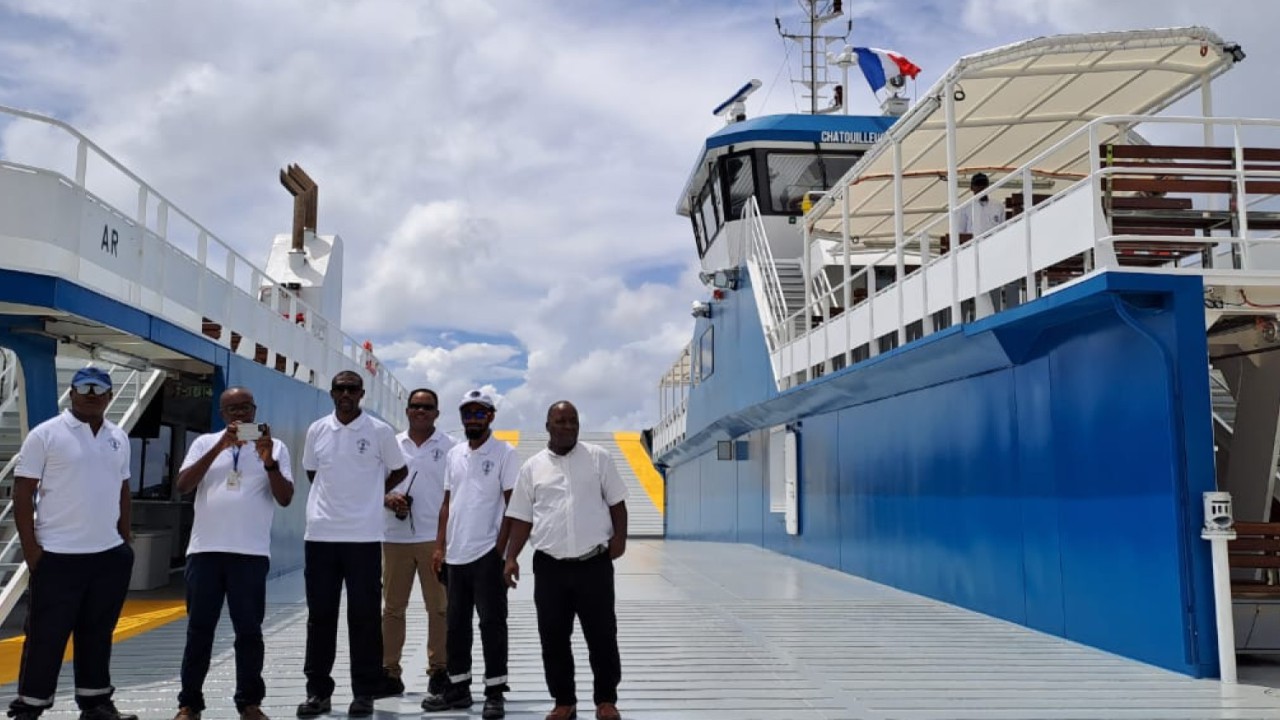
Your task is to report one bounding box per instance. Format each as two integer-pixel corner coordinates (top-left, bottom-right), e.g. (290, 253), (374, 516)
(1202, 491), (1237, 684)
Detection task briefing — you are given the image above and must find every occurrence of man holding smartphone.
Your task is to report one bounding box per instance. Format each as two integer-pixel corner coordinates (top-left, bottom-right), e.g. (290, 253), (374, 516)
(172, 386), (295, 720)
(381, 389), (456, 698)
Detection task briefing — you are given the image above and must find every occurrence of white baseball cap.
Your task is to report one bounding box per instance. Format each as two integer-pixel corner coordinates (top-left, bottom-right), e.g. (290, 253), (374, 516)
(459, 388), (496, 410)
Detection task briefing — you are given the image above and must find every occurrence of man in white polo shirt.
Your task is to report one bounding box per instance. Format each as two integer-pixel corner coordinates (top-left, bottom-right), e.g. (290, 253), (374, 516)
(504, 401), (629, 720)
(423, 389), (518, 719)
(297, 371), (407, 719)
(381, 388), (456, 697)
(172, 386), (295, 720)
(7, 366), (138, 720)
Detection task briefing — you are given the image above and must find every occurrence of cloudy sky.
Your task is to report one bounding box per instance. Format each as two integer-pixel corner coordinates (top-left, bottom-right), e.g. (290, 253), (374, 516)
(1, 0), (1277, 431)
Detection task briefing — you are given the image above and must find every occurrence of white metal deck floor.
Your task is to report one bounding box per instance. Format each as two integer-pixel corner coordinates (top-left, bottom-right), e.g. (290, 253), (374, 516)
(7, 540), (1280, 719)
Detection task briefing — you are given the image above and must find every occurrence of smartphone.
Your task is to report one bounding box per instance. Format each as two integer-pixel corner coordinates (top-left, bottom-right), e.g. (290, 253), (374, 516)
(236, 423), (265, 441)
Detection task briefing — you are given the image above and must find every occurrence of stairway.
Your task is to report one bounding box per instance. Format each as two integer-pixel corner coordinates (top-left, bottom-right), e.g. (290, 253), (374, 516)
(773, 259), (808, 339)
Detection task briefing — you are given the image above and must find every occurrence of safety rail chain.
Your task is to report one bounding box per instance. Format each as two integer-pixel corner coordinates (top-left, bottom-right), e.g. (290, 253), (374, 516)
(0, 104), (408, 418)
(776, 114), (1280, 383)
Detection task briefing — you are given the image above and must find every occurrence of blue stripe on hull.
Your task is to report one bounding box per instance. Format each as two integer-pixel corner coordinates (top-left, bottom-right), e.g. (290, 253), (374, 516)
(664, 271), (1217, 677)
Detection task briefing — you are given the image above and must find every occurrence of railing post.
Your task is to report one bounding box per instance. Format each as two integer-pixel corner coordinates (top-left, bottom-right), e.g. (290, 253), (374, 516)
(1023, 167), (1034, 300)
(894, 139), (906, 345)
(75, 140), (88, 187)
(1233, 123), (1252, 269)
(1201, 491), (1237, 684)
(944, 81), (961, 323)
(841, 185), (852, 367)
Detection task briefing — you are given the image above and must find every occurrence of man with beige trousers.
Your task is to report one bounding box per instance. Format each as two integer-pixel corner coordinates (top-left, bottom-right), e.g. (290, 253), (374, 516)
(382, 388), (457, 697)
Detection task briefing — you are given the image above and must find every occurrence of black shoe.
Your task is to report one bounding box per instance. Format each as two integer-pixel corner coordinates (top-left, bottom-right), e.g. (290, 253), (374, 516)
(294, 696), (330, 718)
(346, 697), (373, 718)
(427, 669), (448, 697)
(78, 703), (138, 720)
(422, 686), (472, 712)
(8, 709), (40, 720)
(373, 674), (404, 699)
(481, 694), (505, 720)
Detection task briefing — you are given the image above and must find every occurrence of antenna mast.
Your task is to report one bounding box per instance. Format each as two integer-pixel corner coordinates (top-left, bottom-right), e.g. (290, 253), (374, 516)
(776, 0), (850, 114)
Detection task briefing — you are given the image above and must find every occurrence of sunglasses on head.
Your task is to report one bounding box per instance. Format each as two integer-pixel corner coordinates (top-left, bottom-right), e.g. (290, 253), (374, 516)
(331, 384), (363, 395)
(72, 382), (110, 396)
(408, 403), (437, 411)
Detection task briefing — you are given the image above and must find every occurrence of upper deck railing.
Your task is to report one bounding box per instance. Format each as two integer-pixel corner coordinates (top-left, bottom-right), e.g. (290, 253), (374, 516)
(0, 105), (408, 422)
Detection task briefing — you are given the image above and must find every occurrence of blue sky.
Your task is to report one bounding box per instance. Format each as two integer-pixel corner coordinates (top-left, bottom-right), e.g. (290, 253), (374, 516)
(1, 0), (1277, 429)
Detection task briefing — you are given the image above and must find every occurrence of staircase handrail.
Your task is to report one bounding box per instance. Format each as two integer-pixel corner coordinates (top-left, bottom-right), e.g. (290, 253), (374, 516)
(115, 369), (165, 433)
(742, 197), (791, 348)
(0, 349), (18, 417)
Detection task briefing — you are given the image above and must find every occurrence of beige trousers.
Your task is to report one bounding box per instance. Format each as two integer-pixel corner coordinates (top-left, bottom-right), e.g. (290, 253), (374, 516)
(382, 540), (448, 677)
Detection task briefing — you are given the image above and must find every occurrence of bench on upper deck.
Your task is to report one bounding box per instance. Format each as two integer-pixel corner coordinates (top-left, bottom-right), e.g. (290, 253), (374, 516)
(1230, 522), (1280, 600)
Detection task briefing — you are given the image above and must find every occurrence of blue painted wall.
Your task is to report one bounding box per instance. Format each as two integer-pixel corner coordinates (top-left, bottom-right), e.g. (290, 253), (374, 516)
(665, 272), (1218, 677)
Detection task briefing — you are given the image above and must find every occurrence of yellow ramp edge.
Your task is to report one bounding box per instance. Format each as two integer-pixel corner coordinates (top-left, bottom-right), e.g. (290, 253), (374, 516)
(493, 430), (520, 447)
(0, 598), (186, 685)
(614, 431), (664, 514)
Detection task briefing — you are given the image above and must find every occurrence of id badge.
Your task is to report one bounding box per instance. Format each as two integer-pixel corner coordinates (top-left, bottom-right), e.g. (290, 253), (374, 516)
(227, 470), (242, 490)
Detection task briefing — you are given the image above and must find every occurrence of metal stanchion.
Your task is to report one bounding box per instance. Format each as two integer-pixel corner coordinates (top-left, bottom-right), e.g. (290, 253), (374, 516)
(1202, 491), (1237, 684)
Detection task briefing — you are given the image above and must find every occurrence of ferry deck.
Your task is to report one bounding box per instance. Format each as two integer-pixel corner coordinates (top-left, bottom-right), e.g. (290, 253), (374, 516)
(5, 537), (1280, 719)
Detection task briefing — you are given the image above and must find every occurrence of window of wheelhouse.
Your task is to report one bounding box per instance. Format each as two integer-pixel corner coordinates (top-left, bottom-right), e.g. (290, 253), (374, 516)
(766, 151), (862, 214)
(720, 152), (755, 222)
(691, 163), (728, 258)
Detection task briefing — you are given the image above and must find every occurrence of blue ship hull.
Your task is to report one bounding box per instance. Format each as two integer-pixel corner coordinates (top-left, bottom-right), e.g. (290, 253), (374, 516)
(660, 270), (1219, 677)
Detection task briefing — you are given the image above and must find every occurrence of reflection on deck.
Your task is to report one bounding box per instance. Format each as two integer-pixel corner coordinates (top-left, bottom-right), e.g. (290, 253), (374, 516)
(6, 540), (1280, 719)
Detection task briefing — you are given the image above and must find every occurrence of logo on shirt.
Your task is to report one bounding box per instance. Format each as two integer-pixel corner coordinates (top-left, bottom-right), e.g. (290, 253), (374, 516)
(481, 459), (494, 476)
(108, 438), (120, 450)
(356, 438), (370, 455)
(432, 448), (444, 461)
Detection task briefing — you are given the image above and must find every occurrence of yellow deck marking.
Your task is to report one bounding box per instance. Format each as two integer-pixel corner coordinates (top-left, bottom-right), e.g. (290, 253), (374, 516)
(0, 598), (186, 684)
(493, 430), (520, 447)
(614, 432), (665, 514)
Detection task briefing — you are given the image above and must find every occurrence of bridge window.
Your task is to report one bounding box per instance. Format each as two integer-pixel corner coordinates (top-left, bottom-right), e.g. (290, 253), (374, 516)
(720, 153), (756, 221)
(767, 152), (861, 214)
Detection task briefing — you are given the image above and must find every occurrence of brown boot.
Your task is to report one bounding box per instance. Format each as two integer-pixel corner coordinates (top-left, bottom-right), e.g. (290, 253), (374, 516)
(172, 709), (201, 720)
(545, 705), (577, 720)
(595, 703), (621, 720)
(239, 706), (269, 720)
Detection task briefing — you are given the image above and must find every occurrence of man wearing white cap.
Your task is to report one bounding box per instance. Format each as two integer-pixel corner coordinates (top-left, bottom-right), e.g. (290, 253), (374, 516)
(423, 390), (518, 719)
(7, 366), (138, 720)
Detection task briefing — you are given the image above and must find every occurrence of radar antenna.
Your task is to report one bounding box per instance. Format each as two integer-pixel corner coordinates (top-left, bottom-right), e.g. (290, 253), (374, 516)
(712, 79), (762, 125)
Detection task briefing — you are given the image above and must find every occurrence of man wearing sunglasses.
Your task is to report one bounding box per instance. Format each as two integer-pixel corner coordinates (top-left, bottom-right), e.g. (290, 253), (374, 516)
(172, 386), (295, 720)
(7, 366), (138, 720)
(423, 390), (518, 719)
(381, 388), (456, 699)
(298, 371), (408, 718)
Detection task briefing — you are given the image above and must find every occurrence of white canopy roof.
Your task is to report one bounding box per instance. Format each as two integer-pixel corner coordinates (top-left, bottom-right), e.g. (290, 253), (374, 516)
(808, 27), (1240, 244)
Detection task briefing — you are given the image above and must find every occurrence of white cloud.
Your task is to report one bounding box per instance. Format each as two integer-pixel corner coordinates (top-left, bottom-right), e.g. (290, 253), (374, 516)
(3, 0), (1278, 432)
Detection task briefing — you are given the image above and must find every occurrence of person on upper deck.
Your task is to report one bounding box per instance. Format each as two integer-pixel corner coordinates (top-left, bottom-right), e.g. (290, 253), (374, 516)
(956, 172), (1005, 238)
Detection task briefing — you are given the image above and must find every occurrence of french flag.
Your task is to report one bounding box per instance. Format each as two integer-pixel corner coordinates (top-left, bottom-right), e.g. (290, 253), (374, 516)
(853, 47), (922, 93)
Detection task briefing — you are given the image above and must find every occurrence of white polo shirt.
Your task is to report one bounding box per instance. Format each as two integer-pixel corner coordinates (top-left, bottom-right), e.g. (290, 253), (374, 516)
(506, 441), (629, 560)
(14, 411), (129, 554)
(443, 434), (518, 564)
(180, 433), (294, 557)
(956, 197), (1004, 237)
(384, 429), (457, 543)
(302, 411), (406, 542)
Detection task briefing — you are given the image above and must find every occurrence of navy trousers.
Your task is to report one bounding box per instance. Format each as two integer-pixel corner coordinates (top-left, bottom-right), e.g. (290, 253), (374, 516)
(9, 543), (133, 716)
(178, 552), (270, 712)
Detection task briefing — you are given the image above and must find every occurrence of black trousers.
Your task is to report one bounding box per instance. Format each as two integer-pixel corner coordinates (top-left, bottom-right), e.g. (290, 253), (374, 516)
(302, 541), (384, 698)
(9, 543), (133, 715)
(533, 550), (620, 706)
(179, 552), (269, 712)
(444, 549), (508, 694)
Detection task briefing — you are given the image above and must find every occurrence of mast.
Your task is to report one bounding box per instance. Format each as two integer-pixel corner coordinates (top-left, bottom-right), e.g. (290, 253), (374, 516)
(776, 0), (851, 114)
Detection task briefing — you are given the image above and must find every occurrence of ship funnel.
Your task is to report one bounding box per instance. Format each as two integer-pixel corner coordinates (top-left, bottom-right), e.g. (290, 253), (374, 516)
(280, 164), (318, 253)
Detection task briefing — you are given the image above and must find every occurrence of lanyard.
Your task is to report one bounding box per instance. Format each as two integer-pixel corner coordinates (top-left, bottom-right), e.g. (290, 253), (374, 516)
(231, 445), (241, 473)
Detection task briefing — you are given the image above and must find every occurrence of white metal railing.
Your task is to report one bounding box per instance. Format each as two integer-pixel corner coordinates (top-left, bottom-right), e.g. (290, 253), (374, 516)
(0, 349), (17, 418)
(742, 197), (790, 351)
(769, 114), (1280, 386)
(0, 105), (408, 423)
